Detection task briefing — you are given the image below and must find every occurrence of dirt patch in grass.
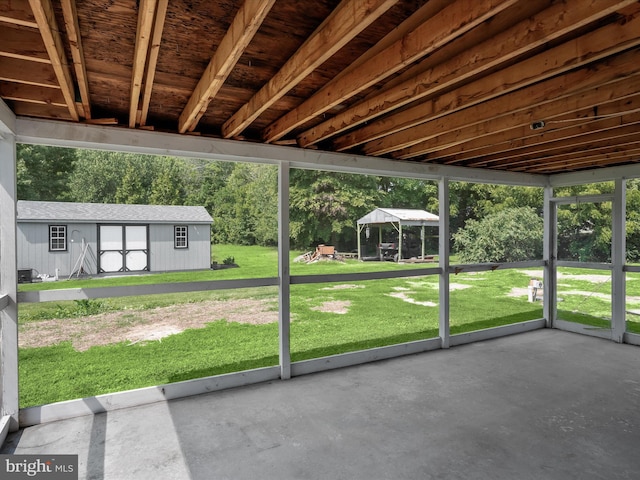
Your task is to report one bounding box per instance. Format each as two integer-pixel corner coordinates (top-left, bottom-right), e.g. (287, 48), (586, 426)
(19, 298), (278, 351)
(310, 300), (351, 314)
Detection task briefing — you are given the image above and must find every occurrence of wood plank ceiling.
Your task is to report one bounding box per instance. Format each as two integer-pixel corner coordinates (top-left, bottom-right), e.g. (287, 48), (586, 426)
(1, 0), (639, 174)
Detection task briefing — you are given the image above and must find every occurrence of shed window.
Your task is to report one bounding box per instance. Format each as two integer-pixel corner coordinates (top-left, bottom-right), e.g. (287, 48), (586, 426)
(49, 225), (67, 251)
(174, 226), (188, 249)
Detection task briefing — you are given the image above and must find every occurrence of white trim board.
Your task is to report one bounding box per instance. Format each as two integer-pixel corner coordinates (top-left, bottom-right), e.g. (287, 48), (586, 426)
(15, 118), (548, 186)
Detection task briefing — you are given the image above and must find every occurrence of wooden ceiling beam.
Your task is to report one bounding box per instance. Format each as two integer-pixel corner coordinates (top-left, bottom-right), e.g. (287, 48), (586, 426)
(11, 99), (72, 119)
(475, 128), (640, 170)
(128, 0), (157, 128)
(453, 114), (640, 168)
(60, 0), (90, 119)
(521, 146), (640, 174)
(0, 82), (66, 106)
(0, 0), (37, 28)
(428, 95), (640, 165)
(0, 57), (58, 87)
(139, 0), (168, 127)
(398, 70), (640, 161)
(263, 0), (518, 143)
(349, 10), (640, 156)
(27, 0), (79, 121)
(178, 0), (275, 134)
(299, 0), (637, 148)
(0, 24), (50, 63)
(221, 0), (399, 139)
(433, 106), (640, 164)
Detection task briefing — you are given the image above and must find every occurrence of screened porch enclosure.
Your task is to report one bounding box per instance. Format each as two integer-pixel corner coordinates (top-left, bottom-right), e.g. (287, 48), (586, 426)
(1, 114), (639, 438)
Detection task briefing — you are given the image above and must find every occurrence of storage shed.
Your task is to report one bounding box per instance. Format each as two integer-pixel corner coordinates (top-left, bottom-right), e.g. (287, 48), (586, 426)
(17, 201), (213, 279)
(357, 208), (439, 261)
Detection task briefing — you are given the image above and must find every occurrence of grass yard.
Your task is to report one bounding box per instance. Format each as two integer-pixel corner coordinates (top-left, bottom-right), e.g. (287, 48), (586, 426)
(16, 245), (640, 408)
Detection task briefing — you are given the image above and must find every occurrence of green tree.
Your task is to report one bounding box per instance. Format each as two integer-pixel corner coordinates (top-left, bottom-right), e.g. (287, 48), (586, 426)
(17, 145), (76, 200)
(453, 207), (543, 263)
(149, 158), (187, 205)
(289, 170), (382, 249)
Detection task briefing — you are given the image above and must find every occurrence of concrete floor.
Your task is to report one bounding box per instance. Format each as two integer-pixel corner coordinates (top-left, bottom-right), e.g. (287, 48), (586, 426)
(2, 329), (640, 480)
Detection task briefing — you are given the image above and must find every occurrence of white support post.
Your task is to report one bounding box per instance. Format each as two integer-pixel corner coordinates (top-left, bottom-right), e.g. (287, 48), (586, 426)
(0, 100), (19, 431)
(438, 177), (450, 348)
(357, 224), (362, 261)
(611, 178), (626, 343)
(278, 162), (291, 379)
(543, 185), (556, 328)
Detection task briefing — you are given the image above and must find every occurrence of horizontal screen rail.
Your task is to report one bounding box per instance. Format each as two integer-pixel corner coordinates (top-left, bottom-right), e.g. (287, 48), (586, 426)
(17, 277), (279, 303)
(449, 260), (545, 274)
(291, 268), (441, 284)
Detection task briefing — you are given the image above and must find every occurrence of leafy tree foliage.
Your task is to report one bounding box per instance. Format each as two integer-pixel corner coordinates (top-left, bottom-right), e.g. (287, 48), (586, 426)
(453, 207), (543, 263)
(17, 145), (77, 200)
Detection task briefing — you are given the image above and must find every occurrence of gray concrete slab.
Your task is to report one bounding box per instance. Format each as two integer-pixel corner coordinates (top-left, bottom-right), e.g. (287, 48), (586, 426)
(2, 329), (640, 480)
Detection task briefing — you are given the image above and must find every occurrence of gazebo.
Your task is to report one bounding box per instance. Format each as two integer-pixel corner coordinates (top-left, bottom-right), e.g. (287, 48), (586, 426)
(357, 208), (439, 261)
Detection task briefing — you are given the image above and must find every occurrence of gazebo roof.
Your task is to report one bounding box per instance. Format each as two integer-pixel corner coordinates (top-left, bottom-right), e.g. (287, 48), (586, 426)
(357, 208), (439, 227)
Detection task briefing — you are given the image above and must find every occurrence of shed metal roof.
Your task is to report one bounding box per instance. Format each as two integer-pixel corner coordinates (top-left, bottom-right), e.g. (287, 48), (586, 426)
(357, 208), (439, 226)
(17, 201), (213, 224)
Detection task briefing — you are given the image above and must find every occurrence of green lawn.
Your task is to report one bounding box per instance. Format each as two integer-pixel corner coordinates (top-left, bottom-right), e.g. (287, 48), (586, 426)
(16, 245), (639, 408)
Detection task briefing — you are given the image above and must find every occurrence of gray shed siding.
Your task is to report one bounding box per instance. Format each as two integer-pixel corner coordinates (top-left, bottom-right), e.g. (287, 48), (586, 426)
(18, 222), (98, 277)
(148, 224), (211, 272)
(18, 222), (211, 277)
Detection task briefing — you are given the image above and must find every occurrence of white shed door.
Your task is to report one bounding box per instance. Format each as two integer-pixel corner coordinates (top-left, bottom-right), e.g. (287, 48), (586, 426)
(99, 225), (149, 273)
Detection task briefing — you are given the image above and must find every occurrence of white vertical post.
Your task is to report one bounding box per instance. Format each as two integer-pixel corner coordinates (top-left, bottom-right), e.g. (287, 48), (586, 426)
(278, 162), (291, 379)
(543, 185), (555, 328)
(357, 224), (362, 260)
(0, 99), (19, 431)
(611, 178), (626, 343)
(438, 177), (450, 348)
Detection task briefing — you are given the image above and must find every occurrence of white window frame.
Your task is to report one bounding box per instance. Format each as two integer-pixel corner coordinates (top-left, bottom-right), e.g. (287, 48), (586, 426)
(174, 225), (188, 249)
(49, 225), (67, 251)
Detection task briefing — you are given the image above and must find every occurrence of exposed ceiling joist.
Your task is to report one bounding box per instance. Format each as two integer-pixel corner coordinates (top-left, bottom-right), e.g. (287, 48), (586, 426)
(60, 0), (90, 119)
(139, 0), (168, 127)
(263, 0), (519, 143)
(0, 24), (51, 63)
(0, 57), (59, 87)
(299, 0), (638, 149)
(0, 0), (37, 28)
(0, 82), (66, 107)
(178, 0), (275, 134)
(221, 0), (399, 139)
(129, 0), (158, 128)
(27, 0), (79, 121)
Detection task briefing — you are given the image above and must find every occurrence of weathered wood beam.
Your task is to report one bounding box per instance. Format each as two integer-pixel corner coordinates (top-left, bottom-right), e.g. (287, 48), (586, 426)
(221, 0), (399, 139)
(351, 10), (640, 156)
(436, 106), (640, 164)
(432, 95), (640, 165)
(394, 66), (640, 161)
(128, 0), (157, 128)
(11, 100), (73, 119)
(360, 25), (640, 159)
(0, 57), (58, 87)
(0, 24), (50, 63)
(0, 82), (66, 106)
(524, 146), (640, 174)
(139, 0), (168, 127)
(0, 0), (37, 28)
(178, 0), (275, 134)
(300, 0), (638, 148)
(60, 0), (90, 119)
(263, 0), (518, 143)
(27, 0), (79, 121)
(486, 131), (640, 170)
(456, 114), (640, 168)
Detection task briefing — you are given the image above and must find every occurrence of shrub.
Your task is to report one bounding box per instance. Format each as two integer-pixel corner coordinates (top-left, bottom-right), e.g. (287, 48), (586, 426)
(453, 207), (543, 263)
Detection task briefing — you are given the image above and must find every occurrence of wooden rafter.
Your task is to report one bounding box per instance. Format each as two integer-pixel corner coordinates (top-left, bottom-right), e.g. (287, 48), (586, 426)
(0, 0), (37, 28)
(338, 6), (640, 155)
(0, 25), (51, 63)
(179, 0), (275, 134)
(298, 0), (638, 148)
(129, 0), (158, 128)
(221, 0), (398, 139)
(391, 67), (640, 161)
(449, 113), (640, 167)
(60, 0), (90, 119)
(139, 0), (168, 127)
(27, 0), (79, 121)
(262, 0), (519, 143)
(0, 82), (66, 106)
